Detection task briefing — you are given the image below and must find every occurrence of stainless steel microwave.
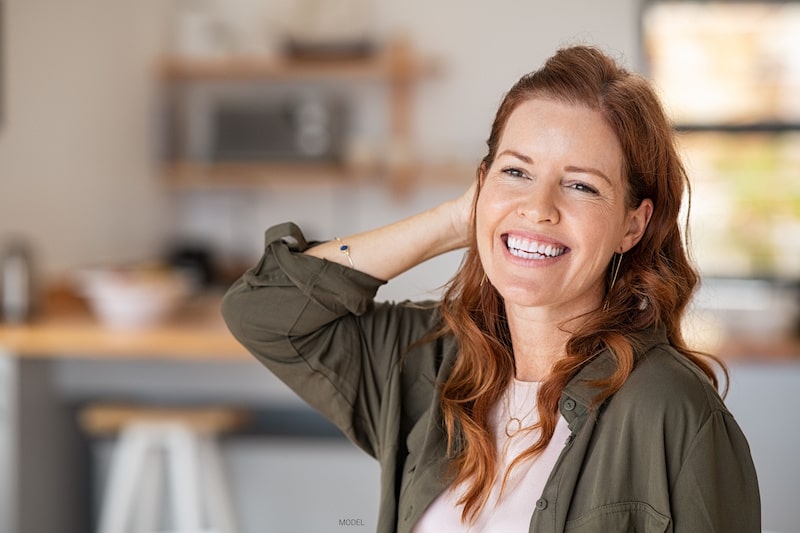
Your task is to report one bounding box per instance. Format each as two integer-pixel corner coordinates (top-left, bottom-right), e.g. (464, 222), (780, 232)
(166, 90), (349, 163)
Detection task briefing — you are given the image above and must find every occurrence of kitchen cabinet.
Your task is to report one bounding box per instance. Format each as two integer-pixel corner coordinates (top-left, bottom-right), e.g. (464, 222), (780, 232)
(156, 37), (444, 194)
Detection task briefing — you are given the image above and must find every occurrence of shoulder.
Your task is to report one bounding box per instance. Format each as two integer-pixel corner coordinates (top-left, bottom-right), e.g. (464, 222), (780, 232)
(369, 299), (443, 334)
(364, 298), (455, 378)
(607, 342), (729, 439)
(394, 300), (457, 369)
(364, 300), (456, 424)
(627, 343), (725, 410)
(364, 299), (447, 358)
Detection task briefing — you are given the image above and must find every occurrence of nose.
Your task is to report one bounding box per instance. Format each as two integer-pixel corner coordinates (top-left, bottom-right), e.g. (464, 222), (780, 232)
(518, 184), (560, 224)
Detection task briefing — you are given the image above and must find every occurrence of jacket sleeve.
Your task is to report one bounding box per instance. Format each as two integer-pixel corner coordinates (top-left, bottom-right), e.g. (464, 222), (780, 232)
(670, 409), (761, 532)
(220, 222), (433, 458)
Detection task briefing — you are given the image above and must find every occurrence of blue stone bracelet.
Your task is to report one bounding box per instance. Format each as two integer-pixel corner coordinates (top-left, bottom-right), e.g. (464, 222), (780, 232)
(334, 237), (354, 268)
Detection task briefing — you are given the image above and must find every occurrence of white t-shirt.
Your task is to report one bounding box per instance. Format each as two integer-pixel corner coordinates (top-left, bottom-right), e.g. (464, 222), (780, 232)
(412, 379), (572, 532)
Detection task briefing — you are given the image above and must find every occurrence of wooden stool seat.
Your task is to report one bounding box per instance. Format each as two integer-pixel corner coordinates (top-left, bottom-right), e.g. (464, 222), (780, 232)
(80, 404), (250, 436)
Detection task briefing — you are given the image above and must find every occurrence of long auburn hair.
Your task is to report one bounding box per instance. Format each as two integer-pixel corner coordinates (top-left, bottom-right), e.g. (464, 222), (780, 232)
(438, 45), (726, 523)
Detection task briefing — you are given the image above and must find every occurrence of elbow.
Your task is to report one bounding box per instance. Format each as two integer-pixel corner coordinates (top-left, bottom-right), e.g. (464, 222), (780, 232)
(220, 276), (299, 359)
(220, 276), (251, 345)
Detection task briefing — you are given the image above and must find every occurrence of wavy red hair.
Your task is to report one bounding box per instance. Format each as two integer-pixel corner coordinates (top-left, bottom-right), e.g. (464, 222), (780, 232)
(438, 45), (726, 523)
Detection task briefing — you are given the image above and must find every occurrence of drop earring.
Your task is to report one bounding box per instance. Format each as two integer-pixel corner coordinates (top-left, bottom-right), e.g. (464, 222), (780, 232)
(603, 252), (623, 311)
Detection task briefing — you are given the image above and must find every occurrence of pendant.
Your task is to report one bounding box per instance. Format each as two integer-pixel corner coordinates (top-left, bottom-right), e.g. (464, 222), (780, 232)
(505, 417), (522, 438)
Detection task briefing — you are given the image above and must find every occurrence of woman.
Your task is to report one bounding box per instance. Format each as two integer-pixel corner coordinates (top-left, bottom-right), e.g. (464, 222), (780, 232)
(222, 45), (760, 532)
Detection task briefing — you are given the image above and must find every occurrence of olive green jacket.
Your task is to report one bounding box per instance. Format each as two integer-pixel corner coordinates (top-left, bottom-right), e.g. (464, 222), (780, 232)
(222, 222), (761, 533)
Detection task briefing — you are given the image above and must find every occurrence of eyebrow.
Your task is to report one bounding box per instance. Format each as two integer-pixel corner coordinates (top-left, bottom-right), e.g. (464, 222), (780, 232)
(498, 150), (533, 164)
(564, 165), (612, 185)
(498, 150), (612, 185)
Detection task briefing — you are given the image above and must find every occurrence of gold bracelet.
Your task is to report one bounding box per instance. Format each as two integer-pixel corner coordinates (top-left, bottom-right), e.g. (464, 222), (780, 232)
(334, 237), (354, 268)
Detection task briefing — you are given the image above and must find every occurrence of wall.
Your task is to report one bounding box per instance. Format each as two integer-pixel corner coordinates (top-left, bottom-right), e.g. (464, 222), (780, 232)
(725, 362), (800, 533)
(377, 0), (643, 162)
(0, 1), (174, 276)
(0, 0), (640, 282)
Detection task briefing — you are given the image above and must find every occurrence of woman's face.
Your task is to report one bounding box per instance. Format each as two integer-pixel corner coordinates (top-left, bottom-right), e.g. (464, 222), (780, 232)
(476, 97), (652, 319)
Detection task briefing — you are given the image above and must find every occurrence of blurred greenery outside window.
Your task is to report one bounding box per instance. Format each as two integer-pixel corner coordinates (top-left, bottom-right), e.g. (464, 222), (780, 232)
(642, 1), (800, 279)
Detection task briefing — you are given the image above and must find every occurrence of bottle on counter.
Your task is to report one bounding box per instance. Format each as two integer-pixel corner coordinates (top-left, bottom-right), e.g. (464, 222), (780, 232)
(1, 239), (36, 324)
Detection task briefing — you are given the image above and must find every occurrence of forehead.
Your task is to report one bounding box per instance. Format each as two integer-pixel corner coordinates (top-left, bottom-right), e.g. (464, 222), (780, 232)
(498, 98), (625, 180)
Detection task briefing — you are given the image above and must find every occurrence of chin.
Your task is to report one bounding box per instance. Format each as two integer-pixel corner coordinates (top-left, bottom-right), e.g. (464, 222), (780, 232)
(490, 280), (548, 307)
(491, 277), (604, 317)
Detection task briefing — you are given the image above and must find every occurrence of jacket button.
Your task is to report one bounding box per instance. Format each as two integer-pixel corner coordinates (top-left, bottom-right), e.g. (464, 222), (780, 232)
(536, 498), (548, 510)
(563, 398), (576, 411)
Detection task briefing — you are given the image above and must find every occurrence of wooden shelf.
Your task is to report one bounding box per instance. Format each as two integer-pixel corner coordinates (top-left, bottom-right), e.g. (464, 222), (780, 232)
(156, 38), (444, 193)
(164, 161), (362, 189)
(157, 48), (442, 82)
(162, 160), (475, 191)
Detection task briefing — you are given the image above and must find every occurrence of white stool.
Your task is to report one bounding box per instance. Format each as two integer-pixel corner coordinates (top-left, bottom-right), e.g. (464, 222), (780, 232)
(80, 405), (248, 533)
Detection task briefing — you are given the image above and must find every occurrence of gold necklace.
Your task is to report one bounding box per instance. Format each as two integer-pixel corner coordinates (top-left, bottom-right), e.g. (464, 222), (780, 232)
(503, 380), (538, 438)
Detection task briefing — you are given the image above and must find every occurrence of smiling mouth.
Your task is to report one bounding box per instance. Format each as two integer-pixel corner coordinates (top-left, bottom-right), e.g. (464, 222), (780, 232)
(505, 234), (567, 260)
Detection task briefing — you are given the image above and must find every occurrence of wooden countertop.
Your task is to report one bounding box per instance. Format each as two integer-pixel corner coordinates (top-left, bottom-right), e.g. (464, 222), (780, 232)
(0, 286), (250, 360)
(1, 285), (797, 362)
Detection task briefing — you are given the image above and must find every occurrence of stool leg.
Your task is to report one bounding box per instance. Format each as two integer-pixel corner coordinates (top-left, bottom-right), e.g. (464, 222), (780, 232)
(130, 438), (165, 533)
(96, 424), (157, 533)
(198, 436), (238, 533)
(164, 424), (203, 532)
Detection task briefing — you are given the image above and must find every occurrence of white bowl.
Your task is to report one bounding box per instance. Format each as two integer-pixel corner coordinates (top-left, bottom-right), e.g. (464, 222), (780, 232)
(76, 268), (189, 330)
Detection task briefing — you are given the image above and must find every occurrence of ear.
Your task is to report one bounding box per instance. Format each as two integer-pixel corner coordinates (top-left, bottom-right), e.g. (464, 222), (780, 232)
(478, 161), (489, 187)
(618, 199), (653, 253)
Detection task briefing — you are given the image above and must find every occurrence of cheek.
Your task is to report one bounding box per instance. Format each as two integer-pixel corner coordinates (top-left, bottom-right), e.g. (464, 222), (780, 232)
(476, 184), (515, 222)
(588, 219), (627, 259)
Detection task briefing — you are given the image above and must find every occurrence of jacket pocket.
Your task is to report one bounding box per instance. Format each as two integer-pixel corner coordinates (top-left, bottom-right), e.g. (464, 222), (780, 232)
(565, 502), (670, 533)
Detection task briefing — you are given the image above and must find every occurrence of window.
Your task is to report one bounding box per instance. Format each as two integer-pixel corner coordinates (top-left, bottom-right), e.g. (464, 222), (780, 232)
(642, 1), (800, 279)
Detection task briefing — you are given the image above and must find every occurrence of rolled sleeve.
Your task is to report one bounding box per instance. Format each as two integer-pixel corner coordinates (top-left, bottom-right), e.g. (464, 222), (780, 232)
(224, 222), (385, 335)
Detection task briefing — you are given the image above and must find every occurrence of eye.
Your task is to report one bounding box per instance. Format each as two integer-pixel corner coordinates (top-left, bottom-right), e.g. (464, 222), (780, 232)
(502, 167), (528, 179)
(567, 182), (599, 195)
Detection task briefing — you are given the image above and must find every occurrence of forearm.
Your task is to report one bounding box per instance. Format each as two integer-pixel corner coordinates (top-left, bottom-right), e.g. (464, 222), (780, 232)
(305, 193), (472, 281)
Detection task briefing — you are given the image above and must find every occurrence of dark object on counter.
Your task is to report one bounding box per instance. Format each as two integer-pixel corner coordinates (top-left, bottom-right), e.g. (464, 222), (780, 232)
(1, 239), (35, 323)
(167, 244), (215, 289)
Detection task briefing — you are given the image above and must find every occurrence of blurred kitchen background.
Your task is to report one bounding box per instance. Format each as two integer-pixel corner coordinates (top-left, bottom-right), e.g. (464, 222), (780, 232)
(0, 0), (798, 532)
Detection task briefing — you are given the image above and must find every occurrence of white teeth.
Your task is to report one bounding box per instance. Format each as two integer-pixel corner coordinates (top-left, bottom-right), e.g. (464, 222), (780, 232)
(506, 235), (565, 259)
